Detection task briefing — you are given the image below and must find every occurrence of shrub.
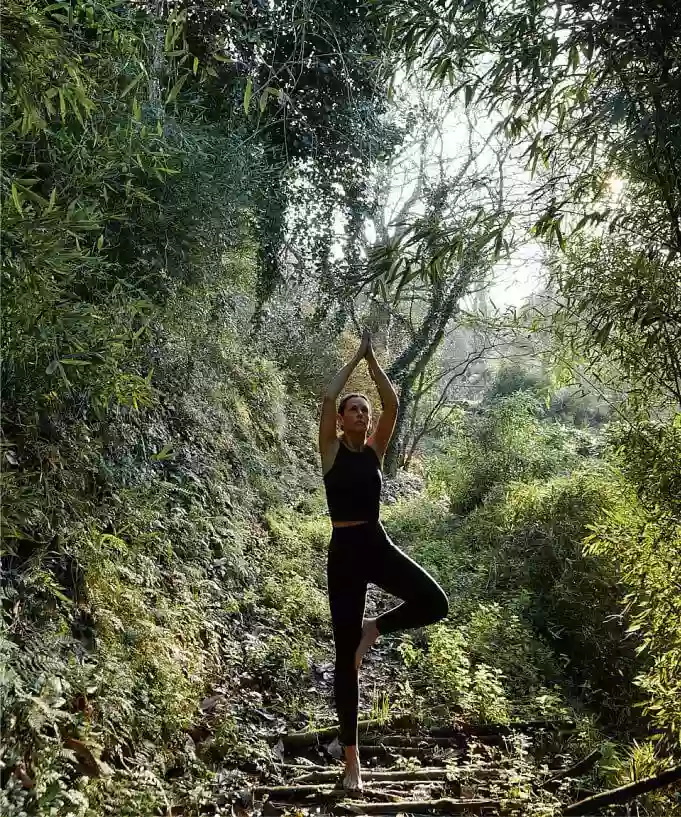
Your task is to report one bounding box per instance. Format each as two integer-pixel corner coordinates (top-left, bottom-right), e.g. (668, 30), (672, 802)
(487, 361), (549, 400)
(425, 392), (589, 514)
(586, 417), (681, 744)
(469, 472), (639, 714)
(0, 278), (325, 814)
(401, 625), (511, 724)
(387, 400), (640, 724)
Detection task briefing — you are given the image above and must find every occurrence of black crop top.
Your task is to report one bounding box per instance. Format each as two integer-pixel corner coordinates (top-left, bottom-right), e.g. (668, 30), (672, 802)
(323, 441), (383, 523)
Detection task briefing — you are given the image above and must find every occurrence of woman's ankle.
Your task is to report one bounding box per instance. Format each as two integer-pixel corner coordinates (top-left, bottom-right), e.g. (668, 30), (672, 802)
(342, 745), (362, 791)
(344, 744), (359, 765)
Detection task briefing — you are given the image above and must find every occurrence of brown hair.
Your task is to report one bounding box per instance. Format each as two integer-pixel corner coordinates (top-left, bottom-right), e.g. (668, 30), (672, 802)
(338, 393), (371, 415)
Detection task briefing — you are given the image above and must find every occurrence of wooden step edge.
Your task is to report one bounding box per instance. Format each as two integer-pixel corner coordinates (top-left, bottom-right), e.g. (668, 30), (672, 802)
(333, 797), (501, 815)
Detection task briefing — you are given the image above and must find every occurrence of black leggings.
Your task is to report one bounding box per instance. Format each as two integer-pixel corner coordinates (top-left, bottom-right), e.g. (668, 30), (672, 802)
(327, 521), (449, 747)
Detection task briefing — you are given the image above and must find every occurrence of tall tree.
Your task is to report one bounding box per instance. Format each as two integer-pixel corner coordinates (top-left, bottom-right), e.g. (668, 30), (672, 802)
(356, 85), (515, 473)
(164, 0), (404, 318)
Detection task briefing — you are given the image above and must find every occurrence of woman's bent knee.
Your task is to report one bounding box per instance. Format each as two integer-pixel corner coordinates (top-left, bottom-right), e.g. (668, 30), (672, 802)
(429, 587), (449, 624)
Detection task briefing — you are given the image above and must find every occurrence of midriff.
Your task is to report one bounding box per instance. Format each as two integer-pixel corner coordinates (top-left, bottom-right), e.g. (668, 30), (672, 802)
(332, 520), (370, 528)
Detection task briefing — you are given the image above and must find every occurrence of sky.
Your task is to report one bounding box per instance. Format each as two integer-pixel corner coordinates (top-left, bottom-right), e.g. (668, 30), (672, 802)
(323, 77), (547, 310)
(489, 243), (543, 308)
(378, 80), (545, 309)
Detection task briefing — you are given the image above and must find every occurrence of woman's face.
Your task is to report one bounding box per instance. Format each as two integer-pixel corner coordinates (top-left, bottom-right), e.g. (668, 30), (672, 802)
(339, 396), (372, 435)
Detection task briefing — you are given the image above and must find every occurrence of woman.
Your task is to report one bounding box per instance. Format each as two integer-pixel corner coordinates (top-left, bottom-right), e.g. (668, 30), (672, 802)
(319, 328), (449, 791)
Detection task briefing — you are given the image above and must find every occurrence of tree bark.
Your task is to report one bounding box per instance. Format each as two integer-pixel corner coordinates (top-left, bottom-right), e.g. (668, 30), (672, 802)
(383, 275), (470, 476)
(279, 716), (415, 749)
(295, 769), (456, 784)
(384, 380), (412, 475)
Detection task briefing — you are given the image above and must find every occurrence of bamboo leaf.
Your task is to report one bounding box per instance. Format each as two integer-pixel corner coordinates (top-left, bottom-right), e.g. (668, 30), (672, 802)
(43, 94), (56, 116)
(166, 72), (189, 104)
(11, 184), (23, 215)
(15, 184), (49, 207)
(259, 88), (269, 113)
(244, 78), (253, 114)
(120, 73), (144, 99)
(2, 118), (23, 135)
(151, 443), (175, 461)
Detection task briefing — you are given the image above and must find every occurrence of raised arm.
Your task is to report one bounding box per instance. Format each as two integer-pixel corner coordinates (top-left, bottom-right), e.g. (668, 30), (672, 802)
(365, 338), (399, 461)
(319, 330), (370, 471)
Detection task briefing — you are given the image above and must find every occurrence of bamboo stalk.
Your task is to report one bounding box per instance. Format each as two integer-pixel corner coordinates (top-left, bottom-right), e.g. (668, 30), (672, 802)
(563, 764), (681, 815)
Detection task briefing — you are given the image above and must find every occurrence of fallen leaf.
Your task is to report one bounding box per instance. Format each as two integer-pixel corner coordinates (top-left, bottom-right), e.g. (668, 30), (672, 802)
(236, 788), (253, 808)
(326, 737), (343, 760)
(271, 739), (285, 762)
(64, 737), (112, 777)
(5, 450), (18, 466)
(200, 694), (225, 713)
(13, 764), (34, 789)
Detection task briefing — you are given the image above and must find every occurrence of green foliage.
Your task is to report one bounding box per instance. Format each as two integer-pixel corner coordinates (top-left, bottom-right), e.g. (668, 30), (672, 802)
(2, 0), (173, 412)
(425, 392), (589, 514)
(425, 625), (511, 723)
(549, 238), (681, 410)
(1, 1), (401, 809)
(595, 739), (680, 813)
(0, 251), (325, 816)
(5, 3), (681, 815)
(464, 603), (558, 698)
(258, 509), (329, 629)
(386, 399), (637, 724)
(488, 362), (548, 400)
(399, 603), (568, 723)
(488, 474), (637, 707)
(585, 418), (681, 743)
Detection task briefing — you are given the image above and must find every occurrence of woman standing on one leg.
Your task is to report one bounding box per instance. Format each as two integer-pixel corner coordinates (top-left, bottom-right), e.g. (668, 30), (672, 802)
(319, 329), (449, 792)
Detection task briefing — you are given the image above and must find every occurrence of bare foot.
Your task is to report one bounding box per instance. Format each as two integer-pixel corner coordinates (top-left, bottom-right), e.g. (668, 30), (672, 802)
(355, 618), (380, 670)
(342, 745), (363, 792)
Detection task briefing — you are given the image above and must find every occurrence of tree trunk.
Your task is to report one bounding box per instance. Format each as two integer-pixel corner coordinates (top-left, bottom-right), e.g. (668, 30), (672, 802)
(368, 299), (393, 355)
(384, 380), (412, 476)
(383, 284), (466, 475)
